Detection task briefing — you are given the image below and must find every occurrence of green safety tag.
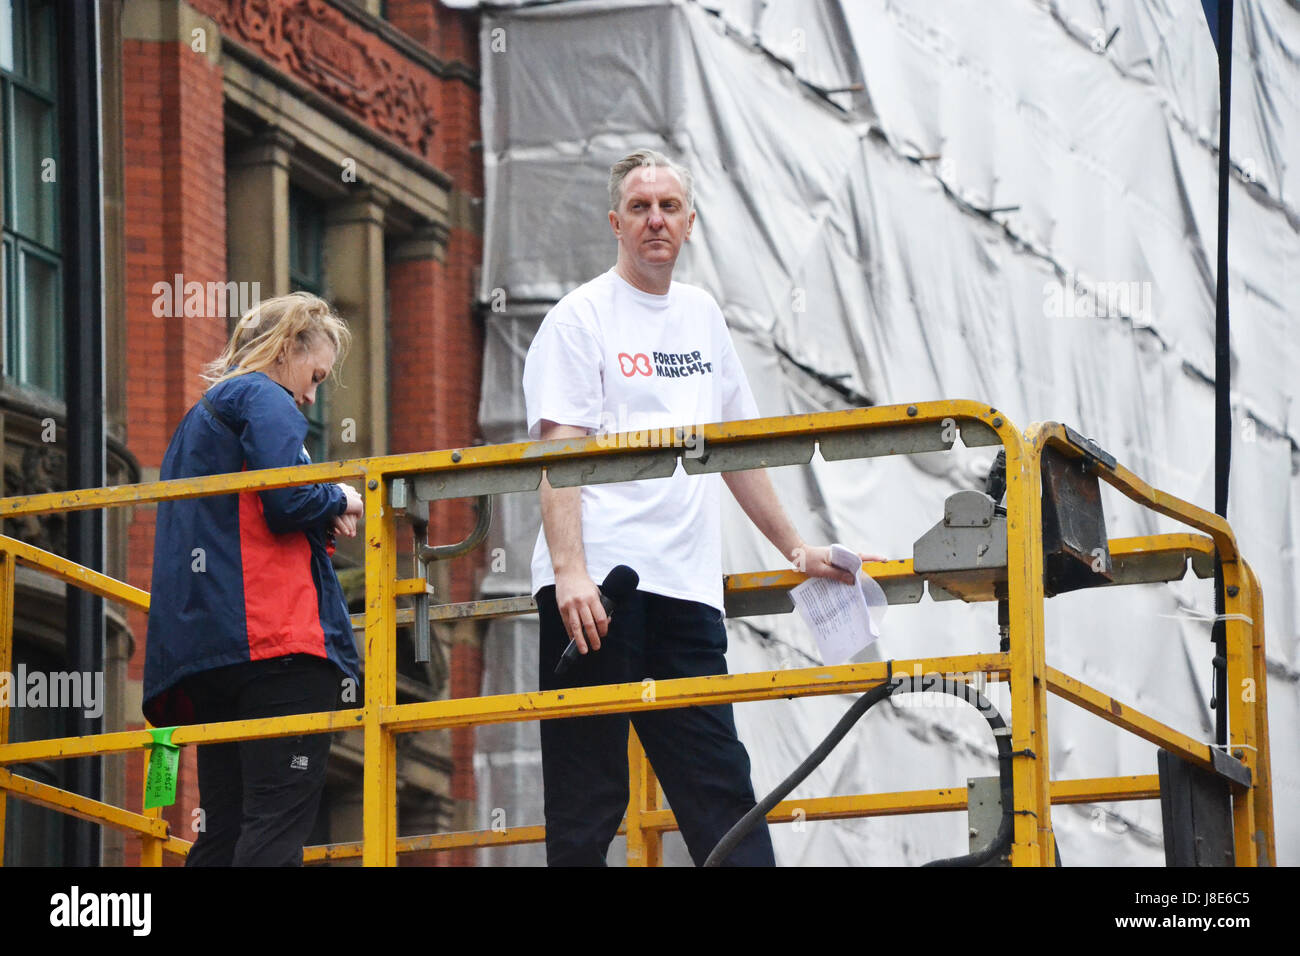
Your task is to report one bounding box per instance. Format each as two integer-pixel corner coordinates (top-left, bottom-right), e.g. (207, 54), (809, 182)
(144, 727), (180, 809)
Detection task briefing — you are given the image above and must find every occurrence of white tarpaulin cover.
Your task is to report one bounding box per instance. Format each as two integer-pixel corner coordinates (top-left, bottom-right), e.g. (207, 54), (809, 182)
(451, 0), (1299, 865)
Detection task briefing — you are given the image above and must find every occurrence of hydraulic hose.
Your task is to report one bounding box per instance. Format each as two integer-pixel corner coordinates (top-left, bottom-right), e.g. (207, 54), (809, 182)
(704, 672), (1015, 867)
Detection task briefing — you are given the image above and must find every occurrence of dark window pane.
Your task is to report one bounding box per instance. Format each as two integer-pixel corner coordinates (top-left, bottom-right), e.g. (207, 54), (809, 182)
(5, 244), (17, 379)
(288, 185), (327, 458)
(19, 248), (60, 394)
(13, 86), (58, 249)
(305, 386), (327, 462)
(2, 756), (65, 866)
(2, 644), (69, 866)
(1, 239), (9, 364)
(21, 0), (54, 91)
(288, 185), (324, 293)
(2, 77), (10, 224)
(0, 0), (14, 73)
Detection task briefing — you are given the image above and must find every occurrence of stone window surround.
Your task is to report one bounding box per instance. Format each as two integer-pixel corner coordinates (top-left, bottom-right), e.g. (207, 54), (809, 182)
(122, 0), (463, 243)
(221, 34), (466, 463)
(223, 45), (456, 244)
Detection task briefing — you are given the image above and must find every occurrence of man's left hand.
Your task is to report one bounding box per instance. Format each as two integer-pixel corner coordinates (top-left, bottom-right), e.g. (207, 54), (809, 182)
(793, 544), (886, 586)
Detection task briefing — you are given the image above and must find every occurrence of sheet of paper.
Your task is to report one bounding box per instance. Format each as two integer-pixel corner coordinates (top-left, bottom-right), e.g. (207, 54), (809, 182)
(791, 570), (887, 666)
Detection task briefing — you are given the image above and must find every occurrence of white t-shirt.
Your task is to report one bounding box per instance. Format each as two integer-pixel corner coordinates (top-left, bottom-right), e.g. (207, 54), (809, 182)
(523, 267), (760, 611)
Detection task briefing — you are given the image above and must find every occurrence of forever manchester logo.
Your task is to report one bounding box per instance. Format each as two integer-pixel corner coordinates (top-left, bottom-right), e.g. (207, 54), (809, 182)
(653, 350), (713, 378)
(618, 350), (714, 377)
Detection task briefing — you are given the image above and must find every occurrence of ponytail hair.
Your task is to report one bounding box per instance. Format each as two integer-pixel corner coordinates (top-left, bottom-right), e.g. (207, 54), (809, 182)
(202, 291), (351, 387)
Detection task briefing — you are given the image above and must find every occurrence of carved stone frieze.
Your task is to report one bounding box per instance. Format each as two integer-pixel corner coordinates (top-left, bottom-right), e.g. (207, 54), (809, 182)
(198, 0), (440, 163)
(4, 443), (67, 555)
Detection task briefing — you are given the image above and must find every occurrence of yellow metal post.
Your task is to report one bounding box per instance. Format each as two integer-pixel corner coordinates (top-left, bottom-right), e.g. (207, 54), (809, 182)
(1223, 559), (1258, 866)
(139, 826), (164, 867)
(138, 750), (165, 867)
(137, 721), (166, 868)
(0, 550), (13, 865)
(1006, 426), (1055, 866)
(625, 727), (662, 867)
(1242, 562), (1275, 865)
(362, 473), (398, 866)
(642, 747), (663, 867)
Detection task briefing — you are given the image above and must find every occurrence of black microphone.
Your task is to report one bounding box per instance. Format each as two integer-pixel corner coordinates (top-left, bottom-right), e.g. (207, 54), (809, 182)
(554, 565), (639, 676)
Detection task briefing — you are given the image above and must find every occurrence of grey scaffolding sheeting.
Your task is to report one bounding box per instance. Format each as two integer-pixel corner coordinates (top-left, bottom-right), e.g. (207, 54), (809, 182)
(455, 0), (1300, 865)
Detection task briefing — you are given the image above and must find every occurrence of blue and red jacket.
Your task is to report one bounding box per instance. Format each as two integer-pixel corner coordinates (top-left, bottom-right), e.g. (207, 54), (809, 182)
(143, 370), (360, 726)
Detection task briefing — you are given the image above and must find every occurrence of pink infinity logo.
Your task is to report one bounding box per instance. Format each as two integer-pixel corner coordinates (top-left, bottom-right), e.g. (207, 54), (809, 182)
(618, 352), (653, 377)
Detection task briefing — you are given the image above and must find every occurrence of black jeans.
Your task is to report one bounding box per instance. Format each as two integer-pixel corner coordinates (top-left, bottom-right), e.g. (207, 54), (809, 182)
(537, 586), (775, 866)
(181, 654), (342, 867)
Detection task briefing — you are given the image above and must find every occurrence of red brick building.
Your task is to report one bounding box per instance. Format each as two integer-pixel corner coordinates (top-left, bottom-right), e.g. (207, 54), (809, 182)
(3, 0), (486, 865)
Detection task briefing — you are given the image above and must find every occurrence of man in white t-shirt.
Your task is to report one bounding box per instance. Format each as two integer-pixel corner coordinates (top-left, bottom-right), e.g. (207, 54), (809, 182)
(522, 148), (866, 866)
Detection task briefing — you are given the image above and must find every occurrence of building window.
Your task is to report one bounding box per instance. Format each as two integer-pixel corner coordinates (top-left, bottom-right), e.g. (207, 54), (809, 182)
(1, 0), (61, 398)
(2, 645), (68, 866)
(289, 184), (329, 461)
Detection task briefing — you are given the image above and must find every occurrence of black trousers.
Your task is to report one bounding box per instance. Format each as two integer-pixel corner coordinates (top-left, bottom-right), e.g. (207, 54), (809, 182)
(181, 654), (342, 867)
(537, 586), (775, 866)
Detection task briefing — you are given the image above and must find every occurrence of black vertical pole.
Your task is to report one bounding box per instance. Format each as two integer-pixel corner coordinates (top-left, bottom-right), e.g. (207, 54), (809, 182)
(58, 0), (105, 867)
(1210, 1), (1234, 749)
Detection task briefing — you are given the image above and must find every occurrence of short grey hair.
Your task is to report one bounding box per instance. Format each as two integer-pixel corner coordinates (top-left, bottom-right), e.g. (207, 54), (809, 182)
(608, 148), (695, 212)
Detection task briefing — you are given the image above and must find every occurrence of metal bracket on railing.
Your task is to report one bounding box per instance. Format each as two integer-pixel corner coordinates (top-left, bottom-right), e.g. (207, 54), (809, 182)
(390, 480), (493, 664)
(411, 580), (434, 666)
(418, 494), (493, 565)
(912, 489), (1009, 602)
(389, 477), (426, 522)
(1060, 424), (1117, 471)
(413, 495), (491, 664)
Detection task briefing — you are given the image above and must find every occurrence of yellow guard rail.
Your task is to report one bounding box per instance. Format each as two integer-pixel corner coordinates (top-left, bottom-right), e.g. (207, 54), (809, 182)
(0, 401), (1276, 866)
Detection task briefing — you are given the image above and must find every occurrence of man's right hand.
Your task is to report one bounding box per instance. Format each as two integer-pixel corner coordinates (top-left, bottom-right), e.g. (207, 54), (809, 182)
(554, 569), (609, 654)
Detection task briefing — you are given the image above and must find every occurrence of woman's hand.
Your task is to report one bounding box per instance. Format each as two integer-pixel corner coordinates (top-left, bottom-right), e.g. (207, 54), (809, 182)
(333, 483), (363, 538)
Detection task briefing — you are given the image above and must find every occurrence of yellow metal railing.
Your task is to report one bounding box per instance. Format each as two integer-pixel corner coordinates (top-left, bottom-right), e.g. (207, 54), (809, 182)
(0, 401), (1276, 866)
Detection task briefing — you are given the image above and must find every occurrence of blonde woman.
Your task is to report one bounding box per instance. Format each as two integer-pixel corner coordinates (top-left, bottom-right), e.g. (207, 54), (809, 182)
(143, 292), (363, 866)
